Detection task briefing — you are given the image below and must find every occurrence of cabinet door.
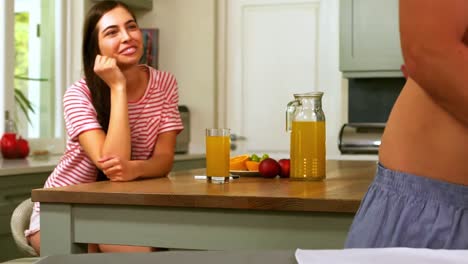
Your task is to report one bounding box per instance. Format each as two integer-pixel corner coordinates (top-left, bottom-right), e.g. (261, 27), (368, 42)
(340, 0), (404, 78)
(224, 0), (345, 158)
(0, 172), (50, 261)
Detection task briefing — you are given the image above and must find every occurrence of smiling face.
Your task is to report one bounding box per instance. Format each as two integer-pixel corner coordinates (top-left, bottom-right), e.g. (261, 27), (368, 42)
(96, 6), (143, 68)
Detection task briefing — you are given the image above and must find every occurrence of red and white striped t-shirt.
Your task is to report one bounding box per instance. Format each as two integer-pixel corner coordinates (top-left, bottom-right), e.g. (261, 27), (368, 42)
(33, 66), (183, 214)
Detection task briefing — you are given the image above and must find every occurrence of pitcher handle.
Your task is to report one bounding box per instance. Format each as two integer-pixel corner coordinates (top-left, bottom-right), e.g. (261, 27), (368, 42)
(286, 100), (299, 132)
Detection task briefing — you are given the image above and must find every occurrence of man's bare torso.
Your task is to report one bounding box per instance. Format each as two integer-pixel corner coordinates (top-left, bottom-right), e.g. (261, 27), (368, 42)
(379, 78), (468, 185)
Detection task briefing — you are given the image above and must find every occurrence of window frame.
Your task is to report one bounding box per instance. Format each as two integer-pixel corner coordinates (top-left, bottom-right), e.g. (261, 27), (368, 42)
(1, 0), (85, 156)
(1, 0), (15, 135)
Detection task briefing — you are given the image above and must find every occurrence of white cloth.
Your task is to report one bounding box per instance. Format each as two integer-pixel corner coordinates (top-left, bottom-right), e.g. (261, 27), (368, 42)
(295, 248), (468, 264)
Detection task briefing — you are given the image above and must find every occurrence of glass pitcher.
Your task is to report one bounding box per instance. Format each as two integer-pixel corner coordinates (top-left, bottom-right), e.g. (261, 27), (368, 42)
(286, 92), (326, 181)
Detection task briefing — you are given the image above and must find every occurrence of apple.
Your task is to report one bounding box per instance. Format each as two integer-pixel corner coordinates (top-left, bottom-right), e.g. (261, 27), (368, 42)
(16, 137), (30, 158)
(0, 134), (30, 159)
(258, 158), (281, 178)
(1, 133), (18, 159)
(278, 159), (290, 178)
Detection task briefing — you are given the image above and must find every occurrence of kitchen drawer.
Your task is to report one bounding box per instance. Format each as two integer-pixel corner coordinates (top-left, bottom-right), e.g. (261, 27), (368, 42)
(0, 174), (47, 236)
(0, 187), (35, 205)
(0, 173), (48, 204)
(0, 173), (49, 190)
(0, 208), (14, 236)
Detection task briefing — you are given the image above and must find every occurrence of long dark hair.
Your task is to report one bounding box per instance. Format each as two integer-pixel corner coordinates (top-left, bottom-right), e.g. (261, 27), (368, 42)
(83, 0), (137, 132)
(82, 1), (137, 181)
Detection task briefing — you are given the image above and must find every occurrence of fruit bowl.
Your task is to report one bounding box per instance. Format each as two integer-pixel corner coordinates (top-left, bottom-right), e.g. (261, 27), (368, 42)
(229, 170), (261, 177)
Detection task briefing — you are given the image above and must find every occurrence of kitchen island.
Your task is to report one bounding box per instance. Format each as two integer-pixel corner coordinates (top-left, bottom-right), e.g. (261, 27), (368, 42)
(32, 160), (377, 256)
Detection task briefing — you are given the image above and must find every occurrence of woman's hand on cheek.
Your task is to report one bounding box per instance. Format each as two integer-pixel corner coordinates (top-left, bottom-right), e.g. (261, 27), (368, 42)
(94, 55), (126, 90)
(98, 155), (137, 181)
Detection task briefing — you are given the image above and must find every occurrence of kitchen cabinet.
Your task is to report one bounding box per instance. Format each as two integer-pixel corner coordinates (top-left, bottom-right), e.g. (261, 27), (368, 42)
(0, 172), (50, 262)
(339, 0), (404, 78)
(91, 0), (153, 11)
(171, 154), (205, 172)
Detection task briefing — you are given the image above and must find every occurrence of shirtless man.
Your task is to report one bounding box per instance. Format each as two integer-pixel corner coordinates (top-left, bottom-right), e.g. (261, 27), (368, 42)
(346, 0), (468, 248)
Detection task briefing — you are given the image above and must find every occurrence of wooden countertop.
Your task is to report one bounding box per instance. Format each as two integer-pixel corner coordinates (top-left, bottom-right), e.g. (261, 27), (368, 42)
(32, 160), (377, 213)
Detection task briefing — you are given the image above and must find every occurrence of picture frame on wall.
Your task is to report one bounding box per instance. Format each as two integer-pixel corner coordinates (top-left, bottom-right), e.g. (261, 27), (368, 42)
(139, 28), (159, 69)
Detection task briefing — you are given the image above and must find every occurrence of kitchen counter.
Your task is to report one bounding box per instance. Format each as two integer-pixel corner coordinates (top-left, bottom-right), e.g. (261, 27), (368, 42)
(33, 160), (378, 255)
(0, 156), (61, 177)
(0, 154), (205, 177)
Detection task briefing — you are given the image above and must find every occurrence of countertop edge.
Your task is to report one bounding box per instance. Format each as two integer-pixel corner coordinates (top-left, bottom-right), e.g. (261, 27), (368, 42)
(0, 154), (205, 177)
(31, 190), (360, 213)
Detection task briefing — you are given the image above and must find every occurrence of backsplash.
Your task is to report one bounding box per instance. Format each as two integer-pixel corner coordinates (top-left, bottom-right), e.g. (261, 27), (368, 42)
(348, 78), (406, 123)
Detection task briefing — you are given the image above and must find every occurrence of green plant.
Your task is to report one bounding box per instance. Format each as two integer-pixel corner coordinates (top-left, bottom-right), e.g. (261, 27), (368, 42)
(14, 88), (34, 124)
(14, 75), (47, 124)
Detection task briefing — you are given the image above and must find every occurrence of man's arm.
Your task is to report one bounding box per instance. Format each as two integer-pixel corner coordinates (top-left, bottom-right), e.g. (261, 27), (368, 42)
(399, 0), (468, 125)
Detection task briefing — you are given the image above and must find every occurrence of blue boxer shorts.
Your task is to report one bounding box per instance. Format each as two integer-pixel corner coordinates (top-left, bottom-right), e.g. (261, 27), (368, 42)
(345, 163), (468, 249)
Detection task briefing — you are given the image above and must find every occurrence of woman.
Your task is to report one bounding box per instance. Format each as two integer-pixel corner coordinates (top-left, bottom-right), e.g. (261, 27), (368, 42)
(345, 0), (468, 248)
(26, 0), (183, 253)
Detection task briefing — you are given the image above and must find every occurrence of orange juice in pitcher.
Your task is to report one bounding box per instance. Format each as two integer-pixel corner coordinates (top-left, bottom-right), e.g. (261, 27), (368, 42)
(286, 92), (326, 181)
(290, 121), (326, 180)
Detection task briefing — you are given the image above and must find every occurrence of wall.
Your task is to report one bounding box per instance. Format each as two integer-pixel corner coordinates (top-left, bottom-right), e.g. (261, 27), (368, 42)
(316, 0), (348, 159)
(73, 0), (348, 157)
(137, 0), (216, 154)
(68, 1), (89, 94)
(72, 0), (215, 154)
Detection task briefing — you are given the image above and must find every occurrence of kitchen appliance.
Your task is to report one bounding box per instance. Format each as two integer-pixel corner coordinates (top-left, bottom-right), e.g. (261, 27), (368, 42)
(175, 105), (190, 154)
(338, 123), (385, 154)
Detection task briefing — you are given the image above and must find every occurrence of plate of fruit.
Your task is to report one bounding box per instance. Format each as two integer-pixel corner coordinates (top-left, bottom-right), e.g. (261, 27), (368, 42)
(229, 154), (290, 178)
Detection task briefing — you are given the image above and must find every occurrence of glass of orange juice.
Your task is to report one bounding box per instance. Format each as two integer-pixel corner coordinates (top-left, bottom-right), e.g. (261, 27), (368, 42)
(205, 128), (230, 184)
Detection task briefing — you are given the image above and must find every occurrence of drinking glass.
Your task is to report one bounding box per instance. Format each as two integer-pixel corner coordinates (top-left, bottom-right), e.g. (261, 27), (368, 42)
(205, 128), (230, 184)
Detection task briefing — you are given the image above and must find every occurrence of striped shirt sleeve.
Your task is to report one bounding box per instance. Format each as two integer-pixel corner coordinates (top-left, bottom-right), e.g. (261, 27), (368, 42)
(158, 72), (184, 134)
(63, 81), (102, 141)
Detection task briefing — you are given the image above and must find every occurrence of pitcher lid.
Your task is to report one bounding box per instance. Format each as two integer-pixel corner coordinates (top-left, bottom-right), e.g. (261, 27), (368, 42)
(293, 91), (324, 98)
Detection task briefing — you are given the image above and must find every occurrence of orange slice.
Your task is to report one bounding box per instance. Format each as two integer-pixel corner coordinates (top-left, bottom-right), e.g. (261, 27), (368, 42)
(245, 160), (260, 171)
(229, 154), (250, 170)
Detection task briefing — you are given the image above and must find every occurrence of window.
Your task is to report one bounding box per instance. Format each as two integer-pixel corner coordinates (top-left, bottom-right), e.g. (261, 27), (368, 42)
(1, 0), (76, 155)
(15, 0), (55, 139)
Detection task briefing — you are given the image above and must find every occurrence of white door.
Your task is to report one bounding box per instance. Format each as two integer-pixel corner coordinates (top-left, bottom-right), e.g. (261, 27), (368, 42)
(219, 0), (343, 158)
